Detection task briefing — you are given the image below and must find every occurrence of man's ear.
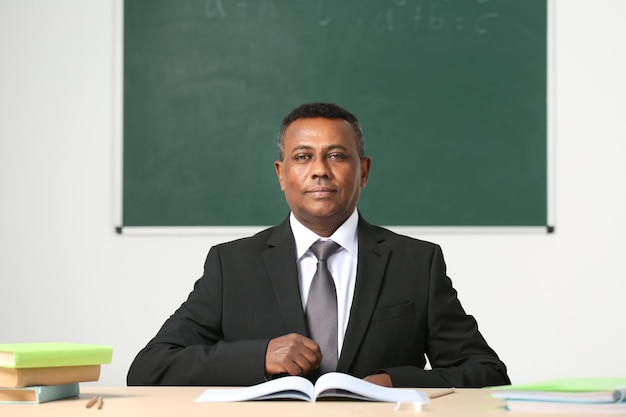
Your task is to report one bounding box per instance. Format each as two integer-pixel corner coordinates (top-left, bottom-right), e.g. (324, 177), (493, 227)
(275, 160), (285, 191)
(360, 157), (372, 188)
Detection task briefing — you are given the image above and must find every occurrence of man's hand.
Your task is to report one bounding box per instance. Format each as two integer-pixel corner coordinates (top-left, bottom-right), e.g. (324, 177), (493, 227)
(363, 373), (393, 387)
(265, 333), (322, 377)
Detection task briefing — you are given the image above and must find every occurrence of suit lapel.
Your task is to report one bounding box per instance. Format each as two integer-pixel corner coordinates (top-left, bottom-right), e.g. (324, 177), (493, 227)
(262, 219), (308, 335)
(338, 218), (390, 372)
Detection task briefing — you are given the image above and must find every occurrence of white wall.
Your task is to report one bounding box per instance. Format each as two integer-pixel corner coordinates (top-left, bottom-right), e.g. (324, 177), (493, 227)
(1, 0), (624, 386)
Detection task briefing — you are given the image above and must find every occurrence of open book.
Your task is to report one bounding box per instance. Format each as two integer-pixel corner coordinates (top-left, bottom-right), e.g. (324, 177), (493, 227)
(195, 372), (429, 406)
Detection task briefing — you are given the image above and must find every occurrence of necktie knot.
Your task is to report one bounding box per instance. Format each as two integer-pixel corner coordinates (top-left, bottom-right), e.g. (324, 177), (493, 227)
(310, 240), (341, 262)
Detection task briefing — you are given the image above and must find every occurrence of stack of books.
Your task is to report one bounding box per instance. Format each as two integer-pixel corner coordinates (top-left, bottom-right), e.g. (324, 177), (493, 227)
(489, 377), (626, 414)
(0, 342), (113, 404)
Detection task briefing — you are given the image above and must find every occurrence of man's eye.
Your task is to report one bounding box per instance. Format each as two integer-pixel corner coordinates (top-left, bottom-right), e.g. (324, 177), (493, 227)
(328, 153), (346, 160)
(294, 154), (310, 161)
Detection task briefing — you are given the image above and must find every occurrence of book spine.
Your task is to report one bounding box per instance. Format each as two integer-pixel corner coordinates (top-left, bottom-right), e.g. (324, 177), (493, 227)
(12, 349), (112, 368)
(1, 365), (101, 388)
(0, 383), (79, 404)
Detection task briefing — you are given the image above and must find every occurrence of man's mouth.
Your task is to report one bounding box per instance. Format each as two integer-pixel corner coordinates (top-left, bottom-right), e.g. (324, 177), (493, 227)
(306, 187), (336, 197)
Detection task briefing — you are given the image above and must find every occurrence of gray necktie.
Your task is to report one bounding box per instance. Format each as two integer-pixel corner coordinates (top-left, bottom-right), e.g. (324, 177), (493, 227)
(305, 239), (341, 375)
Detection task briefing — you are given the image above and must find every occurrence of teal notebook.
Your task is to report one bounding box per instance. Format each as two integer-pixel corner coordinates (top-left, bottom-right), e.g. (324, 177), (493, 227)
(0, 383), (79, 404)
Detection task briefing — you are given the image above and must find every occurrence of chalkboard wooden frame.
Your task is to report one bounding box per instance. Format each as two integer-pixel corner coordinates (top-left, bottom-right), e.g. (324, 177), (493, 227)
(117, 0), (552, 233)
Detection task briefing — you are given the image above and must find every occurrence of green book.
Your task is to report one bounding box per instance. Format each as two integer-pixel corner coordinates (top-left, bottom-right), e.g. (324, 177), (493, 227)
(0, 383), (79, 404)
(0, 343), (113, 369)
(489, 377), (626, 403)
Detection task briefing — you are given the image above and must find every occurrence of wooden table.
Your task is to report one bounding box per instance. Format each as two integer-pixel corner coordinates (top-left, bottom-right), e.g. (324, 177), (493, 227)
(0, 386), (604, 416)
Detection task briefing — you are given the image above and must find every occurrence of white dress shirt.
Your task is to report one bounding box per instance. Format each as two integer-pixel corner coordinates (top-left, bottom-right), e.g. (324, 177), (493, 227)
(289, 209), (359, 357)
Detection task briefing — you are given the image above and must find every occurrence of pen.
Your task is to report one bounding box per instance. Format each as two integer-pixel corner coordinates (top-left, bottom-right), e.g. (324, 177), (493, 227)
(429, 388), (456, 399)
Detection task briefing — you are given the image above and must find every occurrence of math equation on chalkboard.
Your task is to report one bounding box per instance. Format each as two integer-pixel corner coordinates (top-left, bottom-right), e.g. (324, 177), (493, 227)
(204, 0), (501, 35)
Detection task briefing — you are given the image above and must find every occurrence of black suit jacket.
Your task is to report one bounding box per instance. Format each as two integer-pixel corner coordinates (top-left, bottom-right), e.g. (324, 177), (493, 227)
(127, 216), (510, 387)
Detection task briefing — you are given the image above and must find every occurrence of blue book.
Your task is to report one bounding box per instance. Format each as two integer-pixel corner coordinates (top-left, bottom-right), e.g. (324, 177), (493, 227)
(0, 383), (79, 404)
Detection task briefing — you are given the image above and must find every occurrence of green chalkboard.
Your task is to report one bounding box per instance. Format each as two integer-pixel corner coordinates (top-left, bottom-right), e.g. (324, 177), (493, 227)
(123, 0), (547, 228)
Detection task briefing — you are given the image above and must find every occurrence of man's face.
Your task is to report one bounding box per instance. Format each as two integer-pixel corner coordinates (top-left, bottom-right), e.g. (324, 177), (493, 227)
(275, 117), (371, 235)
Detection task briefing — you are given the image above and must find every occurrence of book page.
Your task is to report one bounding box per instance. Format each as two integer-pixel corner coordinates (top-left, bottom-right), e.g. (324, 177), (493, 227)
(491, 390), (617, 403)
(313, 372), (429, 403)
(506, 401), (626, 413)
(194, 376), (314, 402)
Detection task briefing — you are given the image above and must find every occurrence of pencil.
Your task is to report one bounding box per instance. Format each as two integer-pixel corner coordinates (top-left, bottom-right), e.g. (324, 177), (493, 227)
(85, 396), (98, 408)
(429, 388), (456, 399)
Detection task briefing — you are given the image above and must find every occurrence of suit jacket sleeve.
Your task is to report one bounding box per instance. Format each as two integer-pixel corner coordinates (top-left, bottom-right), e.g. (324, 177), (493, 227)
(126, 245), (270, 386)
(380, 244), (510, 388)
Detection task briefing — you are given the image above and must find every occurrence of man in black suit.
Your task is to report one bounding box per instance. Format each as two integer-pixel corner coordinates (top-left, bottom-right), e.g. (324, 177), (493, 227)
(127, 102), (510, 388)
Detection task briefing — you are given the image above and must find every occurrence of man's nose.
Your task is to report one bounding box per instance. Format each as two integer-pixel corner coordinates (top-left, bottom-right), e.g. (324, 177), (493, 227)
(310, 156), (330, 178)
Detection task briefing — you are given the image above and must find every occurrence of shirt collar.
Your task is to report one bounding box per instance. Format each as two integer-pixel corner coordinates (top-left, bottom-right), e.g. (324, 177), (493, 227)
(290, 209), (359, 261)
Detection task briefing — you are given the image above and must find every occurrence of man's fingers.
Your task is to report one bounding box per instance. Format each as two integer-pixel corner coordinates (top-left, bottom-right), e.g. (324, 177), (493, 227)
(265, 333), (322, 376)
(301, 336), (323, 362)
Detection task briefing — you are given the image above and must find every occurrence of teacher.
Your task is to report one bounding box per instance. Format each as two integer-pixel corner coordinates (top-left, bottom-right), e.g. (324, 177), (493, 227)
(127, 102), (510, 388)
